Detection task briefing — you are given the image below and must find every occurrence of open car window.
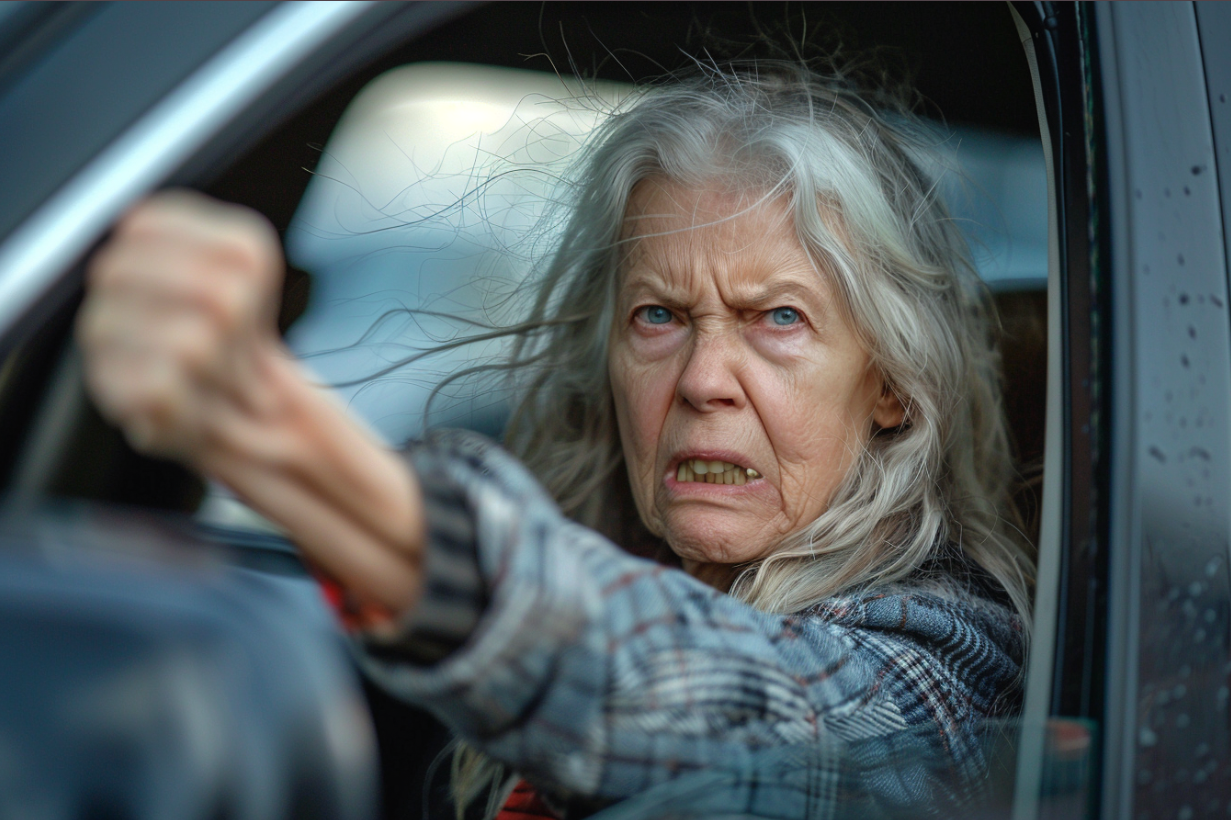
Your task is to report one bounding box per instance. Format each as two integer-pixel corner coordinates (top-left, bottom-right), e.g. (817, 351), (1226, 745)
(8, 3), (1182, 818)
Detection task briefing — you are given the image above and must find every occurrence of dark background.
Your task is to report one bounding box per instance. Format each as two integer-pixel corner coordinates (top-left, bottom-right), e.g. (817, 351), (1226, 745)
(212, 2), (1036, 235)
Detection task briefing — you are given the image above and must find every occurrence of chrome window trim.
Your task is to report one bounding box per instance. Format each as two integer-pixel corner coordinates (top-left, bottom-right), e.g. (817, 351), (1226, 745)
(0, 0), (372, 338)
(1009, 3), (1066, 816)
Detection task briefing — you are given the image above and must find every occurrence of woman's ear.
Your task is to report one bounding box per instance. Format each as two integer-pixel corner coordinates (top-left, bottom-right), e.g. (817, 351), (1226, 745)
(872, 383), (906, 431)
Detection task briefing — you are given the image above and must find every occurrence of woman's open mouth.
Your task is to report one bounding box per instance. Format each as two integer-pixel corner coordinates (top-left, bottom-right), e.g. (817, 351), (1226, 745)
(675, 458), (761, 485)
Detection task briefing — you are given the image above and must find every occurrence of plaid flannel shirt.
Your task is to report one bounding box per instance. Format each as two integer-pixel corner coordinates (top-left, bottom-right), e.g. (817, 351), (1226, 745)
(356, 430), (1025, 818)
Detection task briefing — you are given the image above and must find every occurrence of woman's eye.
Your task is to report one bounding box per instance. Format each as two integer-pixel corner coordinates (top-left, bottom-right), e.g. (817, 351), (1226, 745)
(638, 305), (674, 325)
(769, 307), (801, 326)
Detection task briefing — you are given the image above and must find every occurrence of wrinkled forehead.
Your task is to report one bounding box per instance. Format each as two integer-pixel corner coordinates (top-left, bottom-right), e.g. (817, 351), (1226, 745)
(620, 177), (791, 239)
(614, 174), (865, 332)
(616, 176), (854, 283)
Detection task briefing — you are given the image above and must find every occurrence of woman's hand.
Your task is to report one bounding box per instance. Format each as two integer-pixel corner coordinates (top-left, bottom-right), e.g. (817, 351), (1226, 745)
(79, 191), (285, 461)
(78, 191), (427, 615)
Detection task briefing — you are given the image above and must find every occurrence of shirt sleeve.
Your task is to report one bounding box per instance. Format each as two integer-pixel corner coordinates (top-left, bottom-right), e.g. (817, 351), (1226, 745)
(352, 429), (1023, 812)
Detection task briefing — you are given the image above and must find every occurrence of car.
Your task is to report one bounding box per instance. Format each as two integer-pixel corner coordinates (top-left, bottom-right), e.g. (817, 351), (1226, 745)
(0, 2), (1227, 818)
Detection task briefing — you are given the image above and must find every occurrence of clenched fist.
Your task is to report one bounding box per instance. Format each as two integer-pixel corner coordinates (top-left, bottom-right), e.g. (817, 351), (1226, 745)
(77, 190), (286, 462)
(78, 190), (426, 614)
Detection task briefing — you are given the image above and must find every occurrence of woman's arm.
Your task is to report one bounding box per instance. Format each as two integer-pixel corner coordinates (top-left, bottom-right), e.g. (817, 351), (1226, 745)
(78, 191), (426, 614)
(360, 429), (1024, 811)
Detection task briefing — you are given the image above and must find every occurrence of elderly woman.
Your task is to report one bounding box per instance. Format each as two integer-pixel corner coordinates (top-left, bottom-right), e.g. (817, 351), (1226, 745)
(78, 64), (1033, 817)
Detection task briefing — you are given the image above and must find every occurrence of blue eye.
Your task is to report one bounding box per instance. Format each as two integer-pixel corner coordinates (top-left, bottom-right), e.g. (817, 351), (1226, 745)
(770, 307), (800, 326)
(641, 306), (673, 325)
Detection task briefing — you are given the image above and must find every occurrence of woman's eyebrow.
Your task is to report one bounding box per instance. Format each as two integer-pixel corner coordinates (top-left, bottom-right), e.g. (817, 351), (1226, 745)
(730, 279), (829, 309)
(615, 269), (690, 310)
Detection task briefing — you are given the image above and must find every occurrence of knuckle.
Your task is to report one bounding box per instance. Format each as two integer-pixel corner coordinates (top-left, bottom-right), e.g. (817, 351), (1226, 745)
(203, 275), (253, 333)
(172, 332), (215, 376)
(227, 228), (280, 287)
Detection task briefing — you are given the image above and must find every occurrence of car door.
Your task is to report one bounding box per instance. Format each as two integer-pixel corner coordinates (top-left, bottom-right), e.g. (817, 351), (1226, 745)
(1009, 3), (1231, 819)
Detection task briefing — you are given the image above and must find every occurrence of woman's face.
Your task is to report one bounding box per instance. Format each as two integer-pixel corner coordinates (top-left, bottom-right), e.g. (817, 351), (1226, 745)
(608, 178), (904, 587)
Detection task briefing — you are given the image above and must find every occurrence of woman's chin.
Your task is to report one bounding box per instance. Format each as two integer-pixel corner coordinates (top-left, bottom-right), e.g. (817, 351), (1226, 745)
(662, 510), (774, 568)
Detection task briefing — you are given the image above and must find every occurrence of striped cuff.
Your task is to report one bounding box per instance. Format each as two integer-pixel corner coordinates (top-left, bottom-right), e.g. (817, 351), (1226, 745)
(361, 444), (487, 664)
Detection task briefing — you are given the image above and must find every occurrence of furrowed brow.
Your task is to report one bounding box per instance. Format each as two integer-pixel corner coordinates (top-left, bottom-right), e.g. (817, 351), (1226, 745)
(729, 279), (826, 310)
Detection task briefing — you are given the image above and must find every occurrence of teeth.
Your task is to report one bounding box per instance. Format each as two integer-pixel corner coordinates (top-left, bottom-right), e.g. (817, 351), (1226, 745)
(675, 458), (759, 484)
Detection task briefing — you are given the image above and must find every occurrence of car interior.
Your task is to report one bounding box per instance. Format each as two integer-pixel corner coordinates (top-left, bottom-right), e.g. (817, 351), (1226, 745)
(0, 4), (1056, 817)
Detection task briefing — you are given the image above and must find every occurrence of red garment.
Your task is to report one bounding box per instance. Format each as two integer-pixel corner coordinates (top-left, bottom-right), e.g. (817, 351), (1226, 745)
(495, 780), (561, 820)
(314, 572), (395, 632)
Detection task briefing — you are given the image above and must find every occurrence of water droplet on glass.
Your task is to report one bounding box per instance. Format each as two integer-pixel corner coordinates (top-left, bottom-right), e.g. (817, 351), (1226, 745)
(1184, 186), (1192, 196)
(1181, 355), (1190, 368)
(1149, 446), (1167, 463)
(1166, 187), (1173, 197)
(1177, 713), (1191, 728)
(1140, 726), (1158, 746)
(1194, 629), (1207, 643)
(1179, 804), (1193, 820)
(1189, 325), (1198, 338)
(1206, 558), (1221, 576)
(1206, 609), (1217, 623)
(1179, 253), (1187, 266)
(1174, 683), (1188, 699)
(1190, 581), (1204, 596)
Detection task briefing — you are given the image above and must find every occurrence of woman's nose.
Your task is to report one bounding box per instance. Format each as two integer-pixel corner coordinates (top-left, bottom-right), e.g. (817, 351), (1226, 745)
(675, 333), (746, 412)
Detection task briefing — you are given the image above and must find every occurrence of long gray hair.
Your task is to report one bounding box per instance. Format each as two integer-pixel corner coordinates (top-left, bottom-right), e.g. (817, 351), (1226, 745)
(450, 60), (1035, 817)
(502, 62), (1033, 619)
